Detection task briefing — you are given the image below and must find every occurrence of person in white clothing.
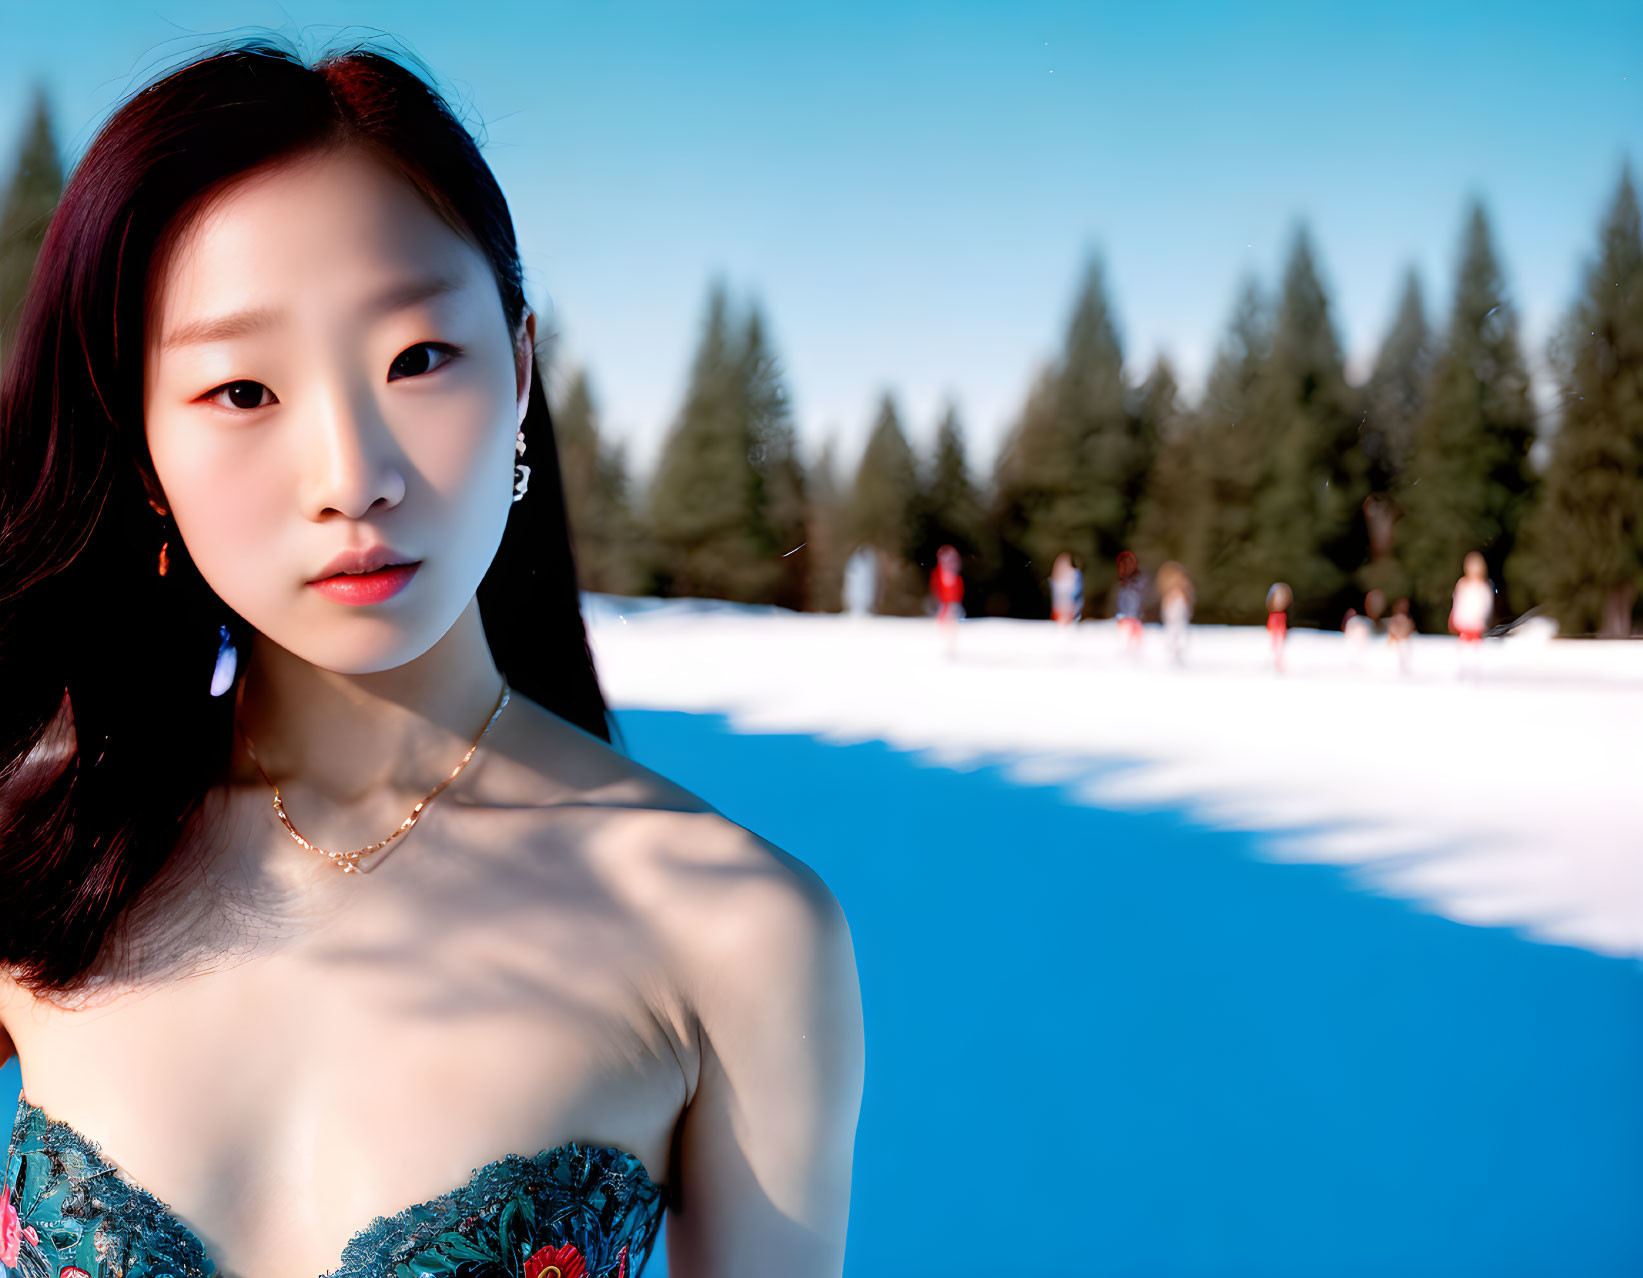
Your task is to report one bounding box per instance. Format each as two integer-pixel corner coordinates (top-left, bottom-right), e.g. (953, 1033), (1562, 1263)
(844, 544), (878, 617)
(1156, 561), (1194, 666)
(1449, 551), (1495, 679)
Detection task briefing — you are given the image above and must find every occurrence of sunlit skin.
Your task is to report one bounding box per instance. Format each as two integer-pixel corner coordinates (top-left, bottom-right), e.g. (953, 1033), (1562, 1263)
(0, 145), (863, 1278)
(145, 146), (526, 677)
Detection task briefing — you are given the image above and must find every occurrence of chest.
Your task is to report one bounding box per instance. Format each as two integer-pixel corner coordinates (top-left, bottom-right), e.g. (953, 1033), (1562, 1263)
(2, 853), (692, 1277)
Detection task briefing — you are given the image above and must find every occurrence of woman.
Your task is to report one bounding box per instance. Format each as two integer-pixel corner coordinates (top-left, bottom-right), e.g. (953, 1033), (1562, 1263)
(1048, 553), (1083, 628)
(1266, 580), (1292, 675)
(1155, 560), (1192, 666)
(0, 38), (863, 1278)
(1113, 549), (1145, 658)
(928, 544), (964, 657)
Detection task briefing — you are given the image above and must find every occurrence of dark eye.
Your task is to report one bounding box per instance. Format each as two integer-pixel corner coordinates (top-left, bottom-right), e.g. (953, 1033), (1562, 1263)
(389, 342), (459, 381)
(204, 380), (274, 411)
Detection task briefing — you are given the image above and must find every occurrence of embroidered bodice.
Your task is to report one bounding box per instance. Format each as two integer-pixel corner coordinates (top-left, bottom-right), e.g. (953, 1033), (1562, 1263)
(3, 1091), (666, 1278)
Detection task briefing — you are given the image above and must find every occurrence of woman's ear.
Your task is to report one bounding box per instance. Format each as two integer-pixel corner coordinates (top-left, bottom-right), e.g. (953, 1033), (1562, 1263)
(135, 459), (171, 517)
(515, 309), (536, 427)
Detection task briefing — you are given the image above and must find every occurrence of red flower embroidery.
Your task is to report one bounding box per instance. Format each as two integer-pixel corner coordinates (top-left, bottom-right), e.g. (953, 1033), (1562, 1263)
(61, 1269), (92, 1278)
(524, 1241), (587, 1278)
(617, 1244), (629, 1277)
(0, 1182), (20, 1266)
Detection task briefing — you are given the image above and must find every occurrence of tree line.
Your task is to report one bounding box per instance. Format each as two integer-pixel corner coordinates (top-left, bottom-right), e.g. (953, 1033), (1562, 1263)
(562, 165), (1641, 637)
(2, 88), (1638, 635)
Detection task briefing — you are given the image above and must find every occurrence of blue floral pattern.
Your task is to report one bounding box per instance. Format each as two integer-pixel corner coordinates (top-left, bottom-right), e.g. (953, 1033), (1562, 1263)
(4, 1093), (666, 1278)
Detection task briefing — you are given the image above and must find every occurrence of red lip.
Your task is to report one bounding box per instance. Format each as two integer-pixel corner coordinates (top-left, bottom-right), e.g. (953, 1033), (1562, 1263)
(309, 561), (420, 605)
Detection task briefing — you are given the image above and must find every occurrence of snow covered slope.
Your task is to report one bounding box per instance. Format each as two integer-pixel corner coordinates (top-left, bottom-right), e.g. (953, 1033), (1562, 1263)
(584, 596), (1643, 960)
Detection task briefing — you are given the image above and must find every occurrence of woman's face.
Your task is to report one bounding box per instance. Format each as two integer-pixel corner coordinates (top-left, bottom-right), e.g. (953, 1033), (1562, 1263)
(143, 144), (532, 674)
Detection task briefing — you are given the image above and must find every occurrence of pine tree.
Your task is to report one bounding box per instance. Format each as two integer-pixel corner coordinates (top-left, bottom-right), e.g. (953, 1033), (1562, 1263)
(1511, 164), (1643, 636)
(553, 367), (639, 595)
(1060, 256), (1139, 590)
(913, 402), (985, 571)
(992, 254), (1145, 611)
(1399, 201), (1537, 627)
(741, 303), (808, 609)
(647, 282), (742, 597)
(989, 365), (1063, 616)
(1122, 354), (1165, 528)
(1358, 268), (1433, 602)
(0, 86), (63, 369)
(1362, 268), (1433, 491)
(804, 437), (847, 612)
(1245, 224), (1366, 626)
(647, 282), (803, 604)
(1182, 275), (1274, 622)
(848, 392), (922, 614)
(1130, 355), (1205, 577)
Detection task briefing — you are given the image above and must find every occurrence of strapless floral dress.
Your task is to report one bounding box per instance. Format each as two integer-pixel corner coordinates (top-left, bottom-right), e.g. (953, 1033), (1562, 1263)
(3, 1090), (666, 1278)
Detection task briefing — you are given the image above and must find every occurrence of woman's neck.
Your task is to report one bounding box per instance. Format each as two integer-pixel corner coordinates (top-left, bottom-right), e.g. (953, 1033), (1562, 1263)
(229, 596), (505, 810)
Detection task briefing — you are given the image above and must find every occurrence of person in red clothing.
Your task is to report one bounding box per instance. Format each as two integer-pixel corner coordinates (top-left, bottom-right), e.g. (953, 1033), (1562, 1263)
(1114, 549), (1145, 657)
(1266, 581), (1292, 674)
(931, 544), (965, 656)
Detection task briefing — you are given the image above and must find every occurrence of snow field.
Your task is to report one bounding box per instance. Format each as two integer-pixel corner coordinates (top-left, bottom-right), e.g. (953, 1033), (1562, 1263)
(584, 599), (1643, 960)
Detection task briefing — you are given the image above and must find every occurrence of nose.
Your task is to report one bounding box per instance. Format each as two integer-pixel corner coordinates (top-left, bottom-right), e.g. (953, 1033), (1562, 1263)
(299, 375), (407, 520)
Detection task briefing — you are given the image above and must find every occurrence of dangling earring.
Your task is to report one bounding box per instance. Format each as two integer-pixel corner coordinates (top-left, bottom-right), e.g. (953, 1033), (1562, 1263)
(149, 499), (171, 577)
(513, 427), (531, 503)
(209, 624), (238, 697)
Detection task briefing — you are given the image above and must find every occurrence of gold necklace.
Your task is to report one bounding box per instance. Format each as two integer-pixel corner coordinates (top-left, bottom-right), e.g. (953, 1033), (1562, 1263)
(235, 676), (511, 874)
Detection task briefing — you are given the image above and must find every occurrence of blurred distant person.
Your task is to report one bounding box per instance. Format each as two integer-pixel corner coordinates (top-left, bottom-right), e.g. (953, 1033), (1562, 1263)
(1387, 596), (1416, 675)
(1343, 600), (1374, 668)
(1050, 552), (1084, 629)
(843, 543), (877, 617)
(1365, 588), (1387, 635)
(1266, 581), (1292, 674)
(1156, 560), (1194, 666)
(931, 544), (965, 657)
(1449, 552), (1494, 679)
(1115, 550), (1146, 657)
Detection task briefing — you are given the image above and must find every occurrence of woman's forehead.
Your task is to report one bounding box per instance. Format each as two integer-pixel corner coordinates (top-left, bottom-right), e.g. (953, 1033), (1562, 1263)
(148, 147), (487, 338)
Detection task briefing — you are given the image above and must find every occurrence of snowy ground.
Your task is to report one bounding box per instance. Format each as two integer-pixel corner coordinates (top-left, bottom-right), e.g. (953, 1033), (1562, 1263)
(584, 596), (1643, 961)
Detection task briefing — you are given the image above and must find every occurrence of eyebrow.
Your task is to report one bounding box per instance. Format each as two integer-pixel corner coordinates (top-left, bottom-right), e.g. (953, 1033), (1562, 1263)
(160, 274), (466, 352)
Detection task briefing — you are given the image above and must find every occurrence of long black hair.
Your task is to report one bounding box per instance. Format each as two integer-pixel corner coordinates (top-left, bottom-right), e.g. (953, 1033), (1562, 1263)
(0, 37), (609, 995)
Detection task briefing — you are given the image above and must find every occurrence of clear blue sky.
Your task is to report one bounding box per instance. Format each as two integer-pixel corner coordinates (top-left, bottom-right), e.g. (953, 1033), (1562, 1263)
(2, 1), (1638, 480)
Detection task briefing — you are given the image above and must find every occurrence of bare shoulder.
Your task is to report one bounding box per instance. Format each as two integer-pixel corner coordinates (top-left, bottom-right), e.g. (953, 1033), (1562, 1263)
(631, 787), (864, 1271)
(498, 690), (857, 1013)
(612, 805), (861, 1110)
(632, 803), (851, 981)
(488, 690), (715, 817)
